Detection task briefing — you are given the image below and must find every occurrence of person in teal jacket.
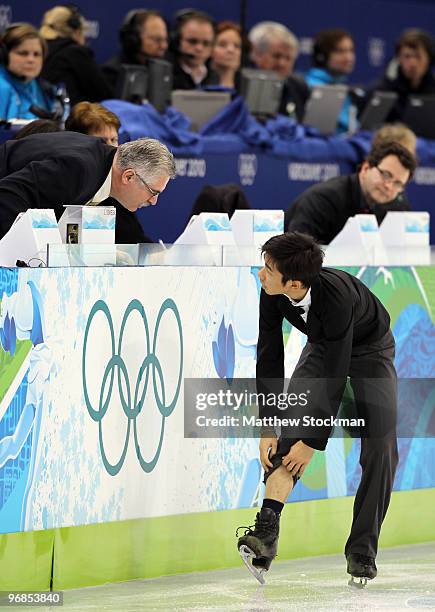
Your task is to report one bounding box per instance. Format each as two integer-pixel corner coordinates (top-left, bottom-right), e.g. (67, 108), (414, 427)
(0, 23), (55, 120)
(305, 29), (355, 133)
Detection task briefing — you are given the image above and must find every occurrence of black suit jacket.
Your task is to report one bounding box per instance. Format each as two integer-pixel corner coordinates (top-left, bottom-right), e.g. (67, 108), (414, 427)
(41, 38), (114, 105)
(0, 131), (116, 239)
(285, 174), (364, 244)
(256, 268), (391, 450)
(101, 197), (154, 244)
(284, 173), (403, 244)
(279, 74), (310, 122)
(372, 66), (435, 124)
(172, 60), (219, 90)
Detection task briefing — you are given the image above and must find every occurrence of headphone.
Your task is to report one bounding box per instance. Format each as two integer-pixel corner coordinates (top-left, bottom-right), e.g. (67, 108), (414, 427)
(119, 8), (156, 57)
(0, 22), (38, 66)
(61, 4), (83, 31)
(312, 29), (353, 69)
(313, 40), (328, 68)
(169, 8), (216, 56)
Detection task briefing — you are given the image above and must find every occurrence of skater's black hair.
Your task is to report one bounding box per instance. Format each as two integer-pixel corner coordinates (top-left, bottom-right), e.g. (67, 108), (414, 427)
(261, 232), (324, 288)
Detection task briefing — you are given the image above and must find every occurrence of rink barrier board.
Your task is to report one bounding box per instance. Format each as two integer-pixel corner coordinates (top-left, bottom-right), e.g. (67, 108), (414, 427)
(0, 264), (434, 589)
(1, 265), (434, 537)
(0, 528), (54, 590)
(0, 487), (434, 590)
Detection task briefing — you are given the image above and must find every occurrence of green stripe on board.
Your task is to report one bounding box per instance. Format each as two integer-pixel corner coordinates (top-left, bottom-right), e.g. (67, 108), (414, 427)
(1, 488), (434, 591)
(0, 529), (54, 591)
(0, 339), (32, 405)
(51, 487), (435, 588)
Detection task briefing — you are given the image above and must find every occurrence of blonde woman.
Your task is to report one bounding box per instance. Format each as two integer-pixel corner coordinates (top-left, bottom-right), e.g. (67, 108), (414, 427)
(40, 5), (113, 104)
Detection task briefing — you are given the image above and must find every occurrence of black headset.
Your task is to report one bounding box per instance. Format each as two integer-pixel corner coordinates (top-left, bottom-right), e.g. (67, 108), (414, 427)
(119, 8), (156, 57)
(0, 22), (36, 66)
(38, 4), (82, 43)
(313, 40), (328, 68)
(312, 29), (353, 69)
(61, 4), (83, 31)
(169, 8), (216, 56)
(120, 8), (144, 57)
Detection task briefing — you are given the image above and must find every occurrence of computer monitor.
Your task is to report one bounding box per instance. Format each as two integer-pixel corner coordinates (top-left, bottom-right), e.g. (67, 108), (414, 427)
(115, 64), (148, 104)
(303, 84), (348, 135)
(147, 58), (173, 113)
(240, 68), (284, 117)
(402, 95), (435, 139)
(171, 90), (231, 131)
(359, 91), (398, 131)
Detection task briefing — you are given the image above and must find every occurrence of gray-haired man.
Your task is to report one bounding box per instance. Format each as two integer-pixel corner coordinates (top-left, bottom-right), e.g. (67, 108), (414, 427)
(0, 131), (176, 240)
(248, 21), (309, 121)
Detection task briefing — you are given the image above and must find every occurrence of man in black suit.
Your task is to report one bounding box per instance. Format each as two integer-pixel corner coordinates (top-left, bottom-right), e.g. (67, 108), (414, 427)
(248, 21), (310, 122)
(237, 232), (398, 586)
(0, 131), (175, 240)
(102, 9), (169, 92)
(285, 141), (417, 244)
(366, 123), (417, 224)
(170, 10), (219, 90)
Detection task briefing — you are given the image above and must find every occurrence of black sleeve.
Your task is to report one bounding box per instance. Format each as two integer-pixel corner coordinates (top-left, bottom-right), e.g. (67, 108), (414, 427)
(0, 158), (74, 238)
(108, 199), (154, 244)
(285, 192), (335, 242)
(56, 46), (114, 104)
(256, 290), (285, 380)
(256, 290), (284, 428)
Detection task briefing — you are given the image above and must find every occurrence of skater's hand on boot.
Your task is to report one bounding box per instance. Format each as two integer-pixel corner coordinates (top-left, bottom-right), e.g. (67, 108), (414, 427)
(282, 441), (314, 477)
(259, 436), (277, 471)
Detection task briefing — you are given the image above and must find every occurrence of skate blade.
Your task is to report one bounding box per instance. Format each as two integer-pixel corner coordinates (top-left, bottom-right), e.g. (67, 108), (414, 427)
(348, 576), (368, 589)
(239, 545), (267, 585)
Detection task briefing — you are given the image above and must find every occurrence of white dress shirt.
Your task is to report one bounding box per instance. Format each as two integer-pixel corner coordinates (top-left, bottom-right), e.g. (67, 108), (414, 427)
(285, 287), (312, 323)
(179, 62), (208, 86)
(86, 170), (112, 205)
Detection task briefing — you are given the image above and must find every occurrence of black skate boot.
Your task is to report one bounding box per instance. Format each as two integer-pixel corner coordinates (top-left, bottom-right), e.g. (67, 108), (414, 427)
(347, 553), (377, 588)
(236, 508), (280, 584)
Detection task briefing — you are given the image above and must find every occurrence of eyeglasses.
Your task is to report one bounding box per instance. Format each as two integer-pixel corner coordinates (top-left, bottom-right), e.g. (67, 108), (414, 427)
(375, 166), (406, 192)
(135, 172), (161, 199)
(181, 37), (213, 48)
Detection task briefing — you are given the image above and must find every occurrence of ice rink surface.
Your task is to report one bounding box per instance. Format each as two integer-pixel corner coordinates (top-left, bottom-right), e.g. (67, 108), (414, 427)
(4, 542), (435, 612)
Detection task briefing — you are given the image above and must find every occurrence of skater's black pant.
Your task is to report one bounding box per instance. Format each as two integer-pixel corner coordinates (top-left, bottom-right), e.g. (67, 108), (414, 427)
(264, 330), (399, 559)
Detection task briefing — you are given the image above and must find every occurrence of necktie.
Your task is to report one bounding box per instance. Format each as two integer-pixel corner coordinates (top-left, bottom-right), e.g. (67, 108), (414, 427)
(293, 305), (305, 317)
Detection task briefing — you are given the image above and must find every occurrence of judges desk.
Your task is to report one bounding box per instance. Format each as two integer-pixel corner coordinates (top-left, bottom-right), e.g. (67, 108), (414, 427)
(138, 151), (435, 244)
(1, 128), (434, 244)
(0, 249), (434, 590)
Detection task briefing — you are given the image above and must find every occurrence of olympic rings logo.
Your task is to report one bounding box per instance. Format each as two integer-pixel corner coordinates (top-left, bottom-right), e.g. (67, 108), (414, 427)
(82, 298), (183, 475)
